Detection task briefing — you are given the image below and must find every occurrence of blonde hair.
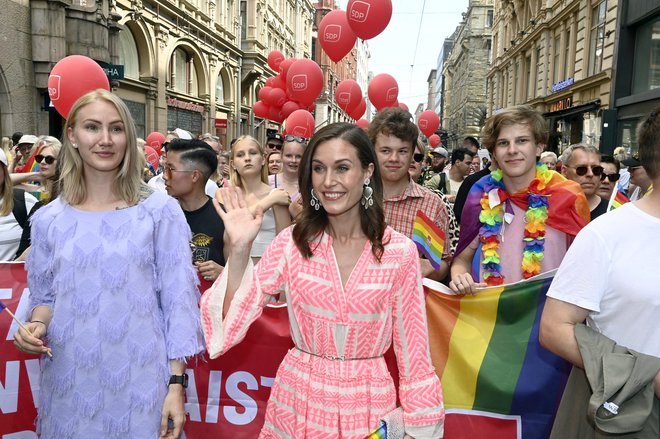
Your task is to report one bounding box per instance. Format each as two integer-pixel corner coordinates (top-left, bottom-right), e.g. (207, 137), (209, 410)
(60, 89), (144, 205)
(1, 137), (11, 160)
(0, 162), (13, 216)
(229, 135), (268, 187)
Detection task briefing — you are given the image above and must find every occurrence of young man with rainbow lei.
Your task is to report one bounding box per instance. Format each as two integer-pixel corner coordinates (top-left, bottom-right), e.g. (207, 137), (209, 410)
(449, 106), (590, 294)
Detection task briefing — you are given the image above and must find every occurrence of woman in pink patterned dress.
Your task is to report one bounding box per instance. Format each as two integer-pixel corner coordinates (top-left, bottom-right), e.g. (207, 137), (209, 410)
(201, 123), (444, 438)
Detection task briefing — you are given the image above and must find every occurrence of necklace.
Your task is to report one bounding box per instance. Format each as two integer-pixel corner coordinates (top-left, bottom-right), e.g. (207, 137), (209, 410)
(479, 164), (551, 285)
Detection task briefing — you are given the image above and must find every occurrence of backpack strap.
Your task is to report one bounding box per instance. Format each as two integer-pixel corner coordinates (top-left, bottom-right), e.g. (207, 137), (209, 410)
(438, 172), (448, 194)
(12, 188), (28, 230)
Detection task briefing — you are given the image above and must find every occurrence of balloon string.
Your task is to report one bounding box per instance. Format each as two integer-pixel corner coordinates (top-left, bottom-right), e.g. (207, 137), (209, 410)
(409, 0), (427, 96)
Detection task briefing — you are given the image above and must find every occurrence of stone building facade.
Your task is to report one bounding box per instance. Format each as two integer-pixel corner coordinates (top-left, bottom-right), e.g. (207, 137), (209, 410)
(441, 0), (494, 150)
(487, 0), (618, 154)
(0, 0), (314, 148)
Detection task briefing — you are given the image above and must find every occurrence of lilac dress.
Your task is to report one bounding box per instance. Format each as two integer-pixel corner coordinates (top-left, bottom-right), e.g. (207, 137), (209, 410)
(27, 191), (204, 438)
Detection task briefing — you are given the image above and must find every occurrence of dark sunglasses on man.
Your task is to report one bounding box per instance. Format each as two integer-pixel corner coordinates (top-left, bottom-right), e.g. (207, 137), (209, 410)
(284, 135), (307, 144)
(35, 154), (57, 165)
(567, 164), (604, 177)
(600, 172), (620, 182)
(413, 153), (425, 163)
(267, 142), (283, 151)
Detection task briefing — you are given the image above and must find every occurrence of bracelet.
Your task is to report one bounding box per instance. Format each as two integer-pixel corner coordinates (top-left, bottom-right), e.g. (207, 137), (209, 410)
(30, 320), (47, 328)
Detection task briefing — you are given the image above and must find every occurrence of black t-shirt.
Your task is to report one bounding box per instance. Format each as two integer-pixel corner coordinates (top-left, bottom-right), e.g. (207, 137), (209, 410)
(453, 167), (491, 224)
(590, 197), (609, 221)
(183, 197), (226, 266)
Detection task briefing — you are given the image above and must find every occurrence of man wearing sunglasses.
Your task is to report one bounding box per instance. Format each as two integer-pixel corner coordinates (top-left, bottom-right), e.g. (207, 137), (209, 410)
(265, 132), (283, 154)
(561, 144), (609, 221)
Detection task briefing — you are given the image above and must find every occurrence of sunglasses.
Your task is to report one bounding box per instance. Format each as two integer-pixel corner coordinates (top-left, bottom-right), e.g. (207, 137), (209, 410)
(284, 135), (307, 144)
(600, 172), (620, 182)
(568, 165), (604, 177)
(413, 153), (425, 163)
(163, 165), (195, 179)
(35, 154), (56, 165)
(267, 143), (283, 151)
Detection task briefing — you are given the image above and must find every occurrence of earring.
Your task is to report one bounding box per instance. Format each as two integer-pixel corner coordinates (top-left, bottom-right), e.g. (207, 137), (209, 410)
(72, 143), (77, 148)
(310, 188), (321, 211)
(361, 178), (373, 209)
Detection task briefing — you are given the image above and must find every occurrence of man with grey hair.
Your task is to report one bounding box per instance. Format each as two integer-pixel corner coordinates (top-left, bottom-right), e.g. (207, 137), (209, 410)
(200, 133), (222, 155)
(561, 144), (608, 220)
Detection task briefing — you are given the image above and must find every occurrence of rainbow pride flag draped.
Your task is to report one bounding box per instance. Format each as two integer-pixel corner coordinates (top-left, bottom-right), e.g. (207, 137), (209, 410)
(412, 210), (445, 270)
(607, 187), (630, 211)
(424, 271), (571, 439)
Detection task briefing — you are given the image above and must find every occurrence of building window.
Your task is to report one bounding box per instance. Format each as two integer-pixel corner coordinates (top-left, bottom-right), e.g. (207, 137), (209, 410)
(169, 48), (199, 96)
(215, 74), (225, 105)
(118, 26), (139, 79)
(632, 17), (660, 94)
(525, 55), (532, 100)
(553, 35), (561, 83)
(486, 9), (493, 28)
(588, 1), (607, 76)
(486, 39), (492, 64)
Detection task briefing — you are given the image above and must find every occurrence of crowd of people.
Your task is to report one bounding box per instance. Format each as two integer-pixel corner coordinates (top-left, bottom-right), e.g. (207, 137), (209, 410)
(6, 88), (659, 438)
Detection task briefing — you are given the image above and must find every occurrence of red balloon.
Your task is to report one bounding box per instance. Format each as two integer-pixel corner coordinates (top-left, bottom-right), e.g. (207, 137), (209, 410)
(144, 146), (160, 171)
(48, 55), (110, 119)
(258, 86), (272, 102)
(418, 110), (441, 137)
(335, 79), (363, 114)
(346, 0), (393, 40)
(272, 75), (286, 90)
(286, 59), (323, 106)
(307, 103), (316, 113)
(367, 73), (398, 111)
(285, 110), (315, 138)
(253, 101), (269, 118)
(356, 118), (369, 129)
(267, 50), (285, 71)
(349, 98), (367, 120)
(268, 105), (285, 123)
(318, 10), (358, 63)
(265, 77), (276, 87)
(279, 58), (296, 79)
(145, 132), (165, 155)
(267, 87), (287, 107)
(282, 101), (300, 118)
(398, 102), (409, 111)
(428, 134), (441, 147)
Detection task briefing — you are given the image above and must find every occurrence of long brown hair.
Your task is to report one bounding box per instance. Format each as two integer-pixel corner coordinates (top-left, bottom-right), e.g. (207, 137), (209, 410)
(0, 162), (13, 216)
(292, 123), (386, 261)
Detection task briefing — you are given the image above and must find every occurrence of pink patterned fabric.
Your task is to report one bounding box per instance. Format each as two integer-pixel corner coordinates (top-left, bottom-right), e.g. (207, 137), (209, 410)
(201, 226), (444, 438)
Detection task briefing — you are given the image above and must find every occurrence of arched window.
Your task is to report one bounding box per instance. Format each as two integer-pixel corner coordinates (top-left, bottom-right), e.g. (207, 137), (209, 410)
(169, 48), (199, 96)
(118, 26), (139, 79)
(215, 74), (225, 105)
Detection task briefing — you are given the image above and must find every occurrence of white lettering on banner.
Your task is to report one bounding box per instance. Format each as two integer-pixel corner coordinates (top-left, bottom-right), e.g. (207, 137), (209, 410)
(205, 370), (223, 423)
(184, 369), (201, 422)
(224, 371), (258, 425)
(0, 361), (19, 414)
(5, 289), (30, 341)
(3, 431), (38, 439)
(166, 98), (205, 113)
(24, 360), (40, 409)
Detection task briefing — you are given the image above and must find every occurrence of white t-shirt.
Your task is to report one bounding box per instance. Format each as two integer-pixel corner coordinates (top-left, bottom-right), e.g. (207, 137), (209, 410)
(148, 174), (218, 198)
(0, 191), (39, 261)
(547, 203), (660, 357)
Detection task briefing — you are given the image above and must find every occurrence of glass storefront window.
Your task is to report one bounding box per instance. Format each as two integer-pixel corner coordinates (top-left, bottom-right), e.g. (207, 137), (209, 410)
(617, 118), (641, 156)
(632, 17), (660, 95)
(118, 26), (139, 79)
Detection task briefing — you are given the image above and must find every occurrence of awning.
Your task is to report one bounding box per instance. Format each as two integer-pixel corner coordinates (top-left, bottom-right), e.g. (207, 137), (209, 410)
(543, 99), (601, 119)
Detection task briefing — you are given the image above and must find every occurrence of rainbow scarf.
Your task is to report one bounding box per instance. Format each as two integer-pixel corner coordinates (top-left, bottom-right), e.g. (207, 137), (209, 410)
(425, 273), (570, 439)
(412, 210), (444, 271)
(365, 424), (386, 438)
(455, 164), (589, 282)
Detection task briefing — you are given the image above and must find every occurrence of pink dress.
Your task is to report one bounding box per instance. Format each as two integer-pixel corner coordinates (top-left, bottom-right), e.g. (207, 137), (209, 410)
(201, 226), (444, 438)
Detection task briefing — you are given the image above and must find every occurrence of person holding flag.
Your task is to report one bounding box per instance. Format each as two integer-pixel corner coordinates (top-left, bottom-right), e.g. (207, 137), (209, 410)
(450, 106), (590, 294)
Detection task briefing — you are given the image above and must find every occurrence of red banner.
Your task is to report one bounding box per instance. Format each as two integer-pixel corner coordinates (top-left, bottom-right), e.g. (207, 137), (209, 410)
(0, 264), (293, 438)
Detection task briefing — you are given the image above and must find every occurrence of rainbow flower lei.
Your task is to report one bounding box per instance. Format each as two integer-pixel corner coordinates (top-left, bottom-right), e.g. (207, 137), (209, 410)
(478, 164), (551, 286)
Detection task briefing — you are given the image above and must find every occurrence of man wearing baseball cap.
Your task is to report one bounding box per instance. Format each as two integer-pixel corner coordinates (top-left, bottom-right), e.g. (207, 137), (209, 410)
(623, 154), (653, 201)
(265, 133), (283, 154)
(423, 146), (450, 193)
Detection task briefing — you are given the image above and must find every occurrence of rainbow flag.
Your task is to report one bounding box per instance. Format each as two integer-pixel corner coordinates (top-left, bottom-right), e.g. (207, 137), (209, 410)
(412, 210), (444, 271)
(607, 187), (630, 211)
(365, 424), (386, 438)
(425, 272), (570, 439)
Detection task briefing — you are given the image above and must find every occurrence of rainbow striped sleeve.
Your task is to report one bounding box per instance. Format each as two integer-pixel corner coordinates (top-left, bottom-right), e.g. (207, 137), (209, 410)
(411, 210), (445, 271)
(366, 424), (386, 438)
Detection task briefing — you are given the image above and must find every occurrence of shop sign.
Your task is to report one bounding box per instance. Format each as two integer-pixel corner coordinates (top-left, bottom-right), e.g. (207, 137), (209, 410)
(551, 77), (574, 93)
(167, 97), (205, 113)
(549, 96), (572, 113)
(98, 62), (124, 80)
(214, 118), (228, 129)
